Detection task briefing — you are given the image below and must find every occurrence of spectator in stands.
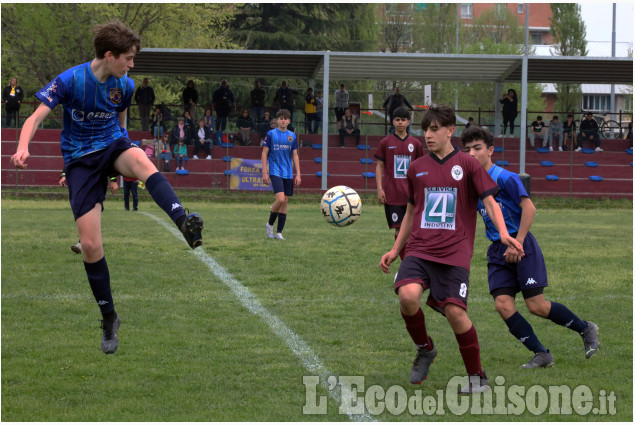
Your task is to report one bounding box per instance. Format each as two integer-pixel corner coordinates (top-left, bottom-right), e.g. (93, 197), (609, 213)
(627, 122), (632, 148)
(174, 138), (188, 171)
(304, 87), (319, 134)
(547, 115), (563, 152)
(338, 108), (361, 147)
(123, 177), (139, 211)
(134, 78), (155, 132)
(150, 106), (166, 140)
(334, 83), (350, 124)
(250, 80), (266, 128)
(202, 108), (215, 130)
(383, 87), (414, 134)
(169, 116), (193, 150)
(183, 110), (196, 132)
(262, 118), (277, 146)
(157, 133), (172, 172)
(193, 119), (212, 159)
(576, 112), (602, 152)
(528, 115), (548, 150)
(259, 110), (272, 139)
(2, 77), (24, 128)
(465, 117), (474, 131)
(235, 108), (254, 146)
(182, 80), (198, 120)
(316, 91), (324, 133)
(499, 89), (518, 137)
(212, 80), (236, 140)
(273, 81), (298, 123)
(562, 114), (577, 151)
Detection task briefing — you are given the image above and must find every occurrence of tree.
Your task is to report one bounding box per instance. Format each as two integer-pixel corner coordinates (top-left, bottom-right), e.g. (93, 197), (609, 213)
(550, 4), (587, 114)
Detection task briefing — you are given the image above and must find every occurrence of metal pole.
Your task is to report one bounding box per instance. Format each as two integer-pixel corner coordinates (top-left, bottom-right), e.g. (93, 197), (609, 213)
(610, 4), (616, 120)
(321, 51), (330, 191)
(519, 4), (529, 175)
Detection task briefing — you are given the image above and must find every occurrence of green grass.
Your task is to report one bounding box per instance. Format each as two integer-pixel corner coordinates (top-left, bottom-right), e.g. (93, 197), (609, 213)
(1, 198), (632, 421)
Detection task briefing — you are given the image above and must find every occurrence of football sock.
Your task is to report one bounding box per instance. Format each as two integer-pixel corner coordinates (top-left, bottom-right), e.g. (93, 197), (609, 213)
(401, 308), (432, 350)
(268, 211), (278, 226)
(455, 325), (483, 377)
(145, 172), (186, 226)
(547, 302), (587, 333)
(505, 311), (548, 353)
(84, 257), (114, 315)
(276, 213), (287, 233)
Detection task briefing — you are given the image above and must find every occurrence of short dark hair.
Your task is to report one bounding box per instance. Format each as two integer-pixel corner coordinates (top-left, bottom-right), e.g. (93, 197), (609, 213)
(567, 114), (574, 118)
(421, 104), (456, 129)
(537, 115), (543, 120)
(468, 117), (474, 121)
(460, 126), (494, 148)
(553, 115), (559, 120)
(277, 109), (291, 119)
(93, 20), (141, 59)
(392, 107), (410, 120)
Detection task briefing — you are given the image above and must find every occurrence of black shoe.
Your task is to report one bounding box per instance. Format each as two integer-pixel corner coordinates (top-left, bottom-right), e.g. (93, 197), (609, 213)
(410, 339), (437, 384)
(100, 314), (120, 354)
(458, 371), (491, 394)
(180, 210), (204, 249)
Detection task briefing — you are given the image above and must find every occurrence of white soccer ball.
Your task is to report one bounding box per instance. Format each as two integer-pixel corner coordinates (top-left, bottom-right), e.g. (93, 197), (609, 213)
(320, 185), (362, 227)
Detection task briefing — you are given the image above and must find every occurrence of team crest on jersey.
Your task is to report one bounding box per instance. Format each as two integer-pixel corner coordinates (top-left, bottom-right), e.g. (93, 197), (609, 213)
(408, 143), (414, 152)
(39, 82), (57, 103)
(288, 135), (294, 143)
(451, 165), (464, 181)
(110, 88), (122, 104)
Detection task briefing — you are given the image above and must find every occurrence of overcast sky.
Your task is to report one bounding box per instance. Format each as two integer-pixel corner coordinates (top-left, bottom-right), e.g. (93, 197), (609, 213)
(579, 2), (633, 43)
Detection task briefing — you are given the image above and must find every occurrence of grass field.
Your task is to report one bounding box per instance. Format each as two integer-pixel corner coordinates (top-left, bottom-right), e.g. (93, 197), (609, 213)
(1, 196), (632, 421)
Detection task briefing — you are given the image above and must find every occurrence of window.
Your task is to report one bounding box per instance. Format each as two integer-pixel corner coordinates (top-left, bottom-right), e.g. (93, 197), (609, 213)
(517, 4), (524, 13)
(495, 4), (507, 13)
(530, 32), (543, 44)
(460, 3), (473, 19)
(583, 95), (611, 113)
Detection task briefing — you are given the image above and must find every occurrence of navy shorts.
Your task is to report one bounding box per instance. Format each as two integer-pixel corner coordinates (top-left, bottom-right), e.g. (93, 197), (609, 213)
(66, 138), (140, 220)
(384, 204), (407, 229)
(394, 256), (471, 315)
(270, 175), (294, 196)
(487, 232), (548, 295)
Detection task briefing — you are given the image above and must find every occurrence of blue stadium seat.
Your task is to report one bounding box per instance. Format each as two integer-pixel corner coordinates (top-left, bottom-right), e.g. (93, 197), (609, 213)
(495, 160), (509, 166)
(314, 157), (322, 163)
(536, 147), (550, 153)
(312, 144), (322, 149)
(494, 146), (504, 152)
(131, 140), (141, 146)
(357, 144), (371, 150)
(223, 170), (234, 176)
(581, 148), (595, 154)
(360, 158), (373, 164)
(540, 161), (554, 167)
(220, 142), (234, 148)
(222, 156), (233, 162)
(626, 148), (633, 155)
(589, 175), (603, 181)
(362, 172), (376, 178)
(585, 161), (598, 167)
(176, 169), (189, 175)
(316, 171), (329, 177)
(545, 175), (559, 181)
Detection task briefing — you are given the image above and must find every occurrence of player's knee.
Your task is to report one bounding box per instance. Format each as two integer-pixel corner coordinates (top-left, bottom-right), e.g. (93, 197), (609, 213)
(526, 300), (550, 317)
(398, 294), (420, 315)
(495, 298), (515, 317)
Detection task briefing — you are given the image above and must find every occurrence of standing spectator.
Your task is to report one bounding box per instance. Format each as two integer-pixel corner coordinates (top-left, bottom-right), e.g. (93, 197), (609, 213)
(334, 83), (350, 124)
(273, 81), (298, 123)
(150, 106), (166, 140)
(212, 80), (236, 141)
(547, 115), (563, 152)
(157, 132), (172, 172)
(250, 80), (266, 128)
(304, 88), (319, 134)
(499, 89), (518, 137)
(528, 115), (548, 150)
(316, 91), (324, 133)
(562, 114), (577, 151)
(259, 110), (273, 139)
(174, 138), (188, 171)
(134, 78), (155, 132)
(182, 80), (198, 120)
(338, 108), (361, 146)
(193, 119), (212, 159)
(123, 177), (139, 211)
(626, 122), (632, 148)
(576, 112), (602, 152)
(235, 108), (254, 146)
(464, 117), (474, 132)
(382, 87), (414, 134)
(2, 77), (24, 128)
(374, 107), (424, 260)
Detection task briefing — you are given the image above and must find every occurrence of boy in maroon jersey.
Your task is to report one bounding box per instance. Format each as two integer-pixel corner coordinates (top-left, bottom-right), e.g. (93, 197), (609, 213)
(380, 104), (524, 394)
(375, 107), (425, 260)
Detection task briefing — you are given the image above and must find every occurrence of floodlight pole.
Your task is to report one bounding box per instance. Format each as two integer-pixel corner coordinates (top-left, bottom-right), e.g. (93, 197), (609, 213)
(519, 4), (529, 175)
(610, 3), (616, 120)
(321, 51), (330, 190)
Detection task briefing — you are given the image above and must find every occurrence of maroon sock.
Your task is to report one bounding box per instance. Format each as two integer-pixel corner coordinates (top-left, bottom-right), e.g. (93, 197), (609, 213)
(401, 308), (432, 349)
(454, 325), (483, 376)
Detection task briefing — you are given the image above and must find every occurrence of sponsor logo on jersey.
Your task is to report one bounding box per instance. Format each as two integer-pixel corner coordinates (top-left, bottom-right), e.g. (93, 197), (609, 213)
(72, 110), (116, 122)
(71, 109), (85, 122)
(416, 171), (428, 177)
(110, 88), (123, 104)
(451, 165), (464, 181)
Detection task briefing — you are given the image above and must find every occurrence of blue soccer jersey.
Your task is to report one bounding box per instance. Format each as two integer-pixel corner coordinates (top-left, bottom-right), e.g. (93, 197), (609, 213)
(478, 164), (527, 241)
(36, 62), (134, 163)
(264, 128), (297, 179)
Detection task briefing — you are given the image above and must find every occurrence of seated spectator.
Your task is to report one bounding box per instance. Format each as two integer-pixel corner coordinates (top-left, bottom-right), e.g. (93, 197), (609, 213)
(465, 117), (474, 130)
(338, 108), (361, 147)
(157, 133), (172, 172)
(183, 110), (196, 138)
(576, 112), (602, 152)
(150, 106), (167, 140)
(528, 115), (548, 149)
(169, 116), (193, 150)
(547, 115), (563, 151)
(235, 108), (254, 146)
(262, 118), (277, 146)
(174, 138), (188, 171)
(202, 108), (215, 128)
(259, 110), (272, 139)
(562, 114), (577, 151)
(193, 119), (212, 159)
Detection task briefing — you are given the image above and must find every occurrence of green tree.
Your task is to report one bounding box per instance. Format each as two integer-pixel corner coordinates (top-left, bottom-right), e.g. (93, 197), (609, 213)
(550, 3), (587, 114)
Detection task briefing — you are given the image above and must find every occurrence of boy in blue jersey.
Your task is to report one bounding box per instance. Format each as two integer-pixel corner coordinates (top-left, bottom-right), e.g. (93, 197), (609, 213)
(10, 21), (204, 355)
(261, 109), (301, 240)
(460, 127), (599, 368)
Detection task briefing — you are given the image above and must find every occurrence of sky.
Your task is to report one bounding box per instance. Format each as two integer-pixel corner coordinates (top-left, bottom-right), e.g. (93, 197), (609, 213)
(579, 2), (633, 43)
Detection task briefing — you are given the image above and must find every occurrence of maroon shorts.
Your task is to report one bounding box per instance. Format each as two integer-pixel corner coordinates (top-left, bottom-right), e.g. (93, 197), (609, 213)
(394, 256), (470, 315)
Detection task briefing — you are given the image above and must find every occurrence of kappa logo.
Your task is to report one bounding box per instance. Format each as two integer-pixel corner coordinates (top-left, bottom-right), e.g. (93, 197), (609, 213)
(519, 336), (529, 343)
(565, 320), (574, 328)
(526, 277), (537, 285)
(171, 203), (182, 211)
(97, 300), (110, 306)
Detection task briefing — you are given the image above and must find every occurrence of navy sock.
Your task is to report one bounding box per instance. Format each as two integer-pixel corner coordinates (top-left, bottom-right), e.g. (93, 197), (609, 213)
(268, 211), (278, 226)
(276, 213), (287, 233)
(505, 311), (548, 353)
(84, 257), (114, 316)
(145, 172), (186, 226)
(547, 302), (587, 333)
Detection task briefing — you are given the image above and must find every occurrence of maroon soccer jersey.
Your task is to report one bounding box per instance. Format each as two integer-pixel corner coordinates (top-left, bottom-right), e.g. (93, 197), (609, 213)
(374, 134), (424, 205)
(405, 148), (499, 270)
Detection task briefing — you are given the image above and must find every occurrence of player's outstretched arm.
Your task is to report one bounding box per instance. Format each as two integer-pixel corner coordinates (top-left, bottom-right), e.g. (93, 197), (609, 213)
(482, 195), (524, 256)
(380, 203), (414, 273)
(11, 103), (52, 169)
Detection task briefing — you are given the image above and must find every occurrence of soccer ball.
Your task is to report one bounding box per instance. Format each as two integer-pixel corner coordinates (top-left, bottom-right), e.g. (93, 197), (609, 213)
(320, 186), (362, 227)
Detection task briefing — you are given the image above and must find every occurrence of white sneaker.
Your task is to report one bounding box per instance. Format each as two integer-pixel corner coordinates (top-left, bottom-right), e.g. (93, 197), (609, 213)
(193, 155), (199, 159)
(574, 147), (582, 152)
(549, 147), (553, 152)
(595, 147), (603, 152)
(206, 155), (212, 159)
(275, 233), (285, 240)
(265, 223), (275, 239)
(70, 242), (82, 254)
(558, 147), (563, 151)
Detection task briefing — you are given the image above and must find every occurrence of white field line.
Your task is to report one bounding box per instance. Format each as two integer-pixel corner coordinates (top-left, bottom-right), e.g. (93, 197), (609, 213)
(142, 211), (376, 422)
